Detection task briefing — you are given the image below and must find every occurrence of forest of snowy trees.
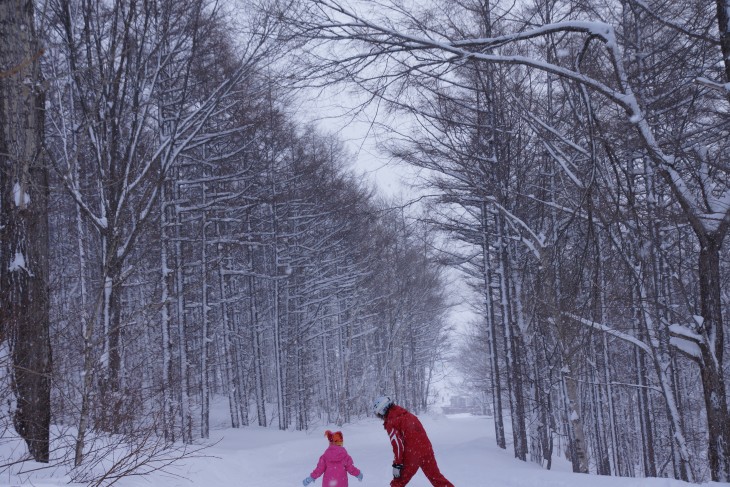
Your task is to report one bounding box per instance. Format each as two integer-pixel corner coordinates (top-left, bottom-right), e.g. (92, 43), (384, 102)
(1, 0), (730, 484)
(1, 0), (450, 482)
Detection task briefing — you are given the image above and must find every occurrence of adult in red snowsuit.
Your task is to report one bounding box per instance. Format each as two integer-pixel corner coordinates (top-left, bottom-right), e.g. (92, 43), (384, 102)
(378, 400), (454, 487)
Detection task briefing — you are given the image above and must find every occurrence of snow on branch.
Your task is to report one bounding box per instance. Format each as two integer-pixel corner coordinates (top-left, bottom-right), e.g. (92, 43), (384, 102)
(450, 21), (616, 50)
(566, 313), (705, 363)
(695, 77), (730, 94)
(563, 312), (652, 355)
(668, 323), (704, 363)
(486, 197), (545, 258)
(669, 336), (703, 363)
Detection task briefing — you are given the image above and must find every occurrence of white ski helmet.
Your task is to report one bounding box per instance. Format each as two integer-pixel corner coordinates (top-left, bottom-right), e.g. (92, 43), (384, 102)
(373, 395), (393, 416)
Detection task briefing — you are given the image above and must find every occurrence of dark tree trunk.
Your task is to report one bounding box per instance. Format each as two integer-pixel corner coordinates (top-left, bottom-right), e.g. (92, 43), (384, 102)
(697, 240), (730, 481)
(716, 0), (730, 83)
(0, 0), (52, 463)
(635, 337), (656, 477)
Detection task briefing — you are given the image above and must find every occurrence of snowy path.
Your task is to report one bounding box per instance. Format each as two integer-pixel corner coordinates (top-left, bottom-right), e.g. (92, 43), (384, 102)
(114, 413), (725, 487)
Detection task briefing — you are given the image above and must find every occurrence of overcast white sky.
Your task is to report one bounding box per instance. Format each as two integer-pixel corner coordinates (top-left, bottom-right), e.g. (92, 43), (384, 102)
(294, 83), (423, 198)
(293, 75), (479, 398)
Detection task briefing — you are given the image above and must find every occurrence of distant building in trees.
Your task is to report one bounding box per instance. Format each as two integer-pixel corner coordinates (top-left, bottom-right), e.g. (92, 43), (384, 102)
(441, 395), (485, 415)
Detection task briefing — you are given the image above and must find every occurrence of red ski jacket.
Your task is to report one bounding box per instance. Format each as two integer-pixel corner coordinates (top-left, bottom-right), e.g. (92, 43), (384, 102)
(383, 405), (435, 465)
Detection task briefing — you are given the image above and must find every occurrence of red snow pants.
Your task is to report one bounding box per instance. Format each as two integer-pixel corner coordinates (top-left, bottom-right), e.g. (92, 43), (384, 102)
(390, 454), (454, 487)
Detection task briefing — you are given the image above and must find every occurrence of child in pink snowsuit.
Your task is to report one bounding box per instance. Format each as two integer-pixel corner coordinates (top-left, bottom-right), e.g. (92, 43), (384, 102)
(302, 430), (363, 487)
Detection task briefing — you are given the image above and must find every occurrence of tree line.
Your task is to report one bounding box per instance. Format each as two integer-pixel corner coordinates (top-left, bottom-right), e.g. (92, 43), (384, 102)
(0, 0), (450, 481)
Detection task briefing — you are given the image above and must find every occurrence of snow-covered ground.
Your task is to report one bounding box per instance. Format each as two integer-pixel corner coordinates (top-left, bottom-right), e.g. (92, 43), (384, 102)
(2, 407), (728, 487)
(108, 412), (730, 487)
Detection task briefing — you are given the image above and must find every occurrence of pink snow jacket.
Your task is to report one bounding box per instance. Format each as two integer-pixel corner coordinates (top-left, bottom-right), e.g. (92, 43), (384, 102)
(310, 444), (361, 487)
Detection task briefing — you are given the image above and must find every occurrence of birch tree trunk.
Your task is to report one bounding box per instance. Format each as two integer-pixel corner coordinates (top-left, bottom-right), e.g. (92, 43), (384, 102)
(174, 178), (193, 444)
(0, 0), (51, 463)
(200, 185), (210, 439)
(74, 175), (96, 465)
(497, 216), (527, 461)
(216, 231), (240, 429)
(159, 181), (176, 442)
(540, 251), (589, 473)
(271, 202), (286, 430)
(99, 252), (124, 430)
